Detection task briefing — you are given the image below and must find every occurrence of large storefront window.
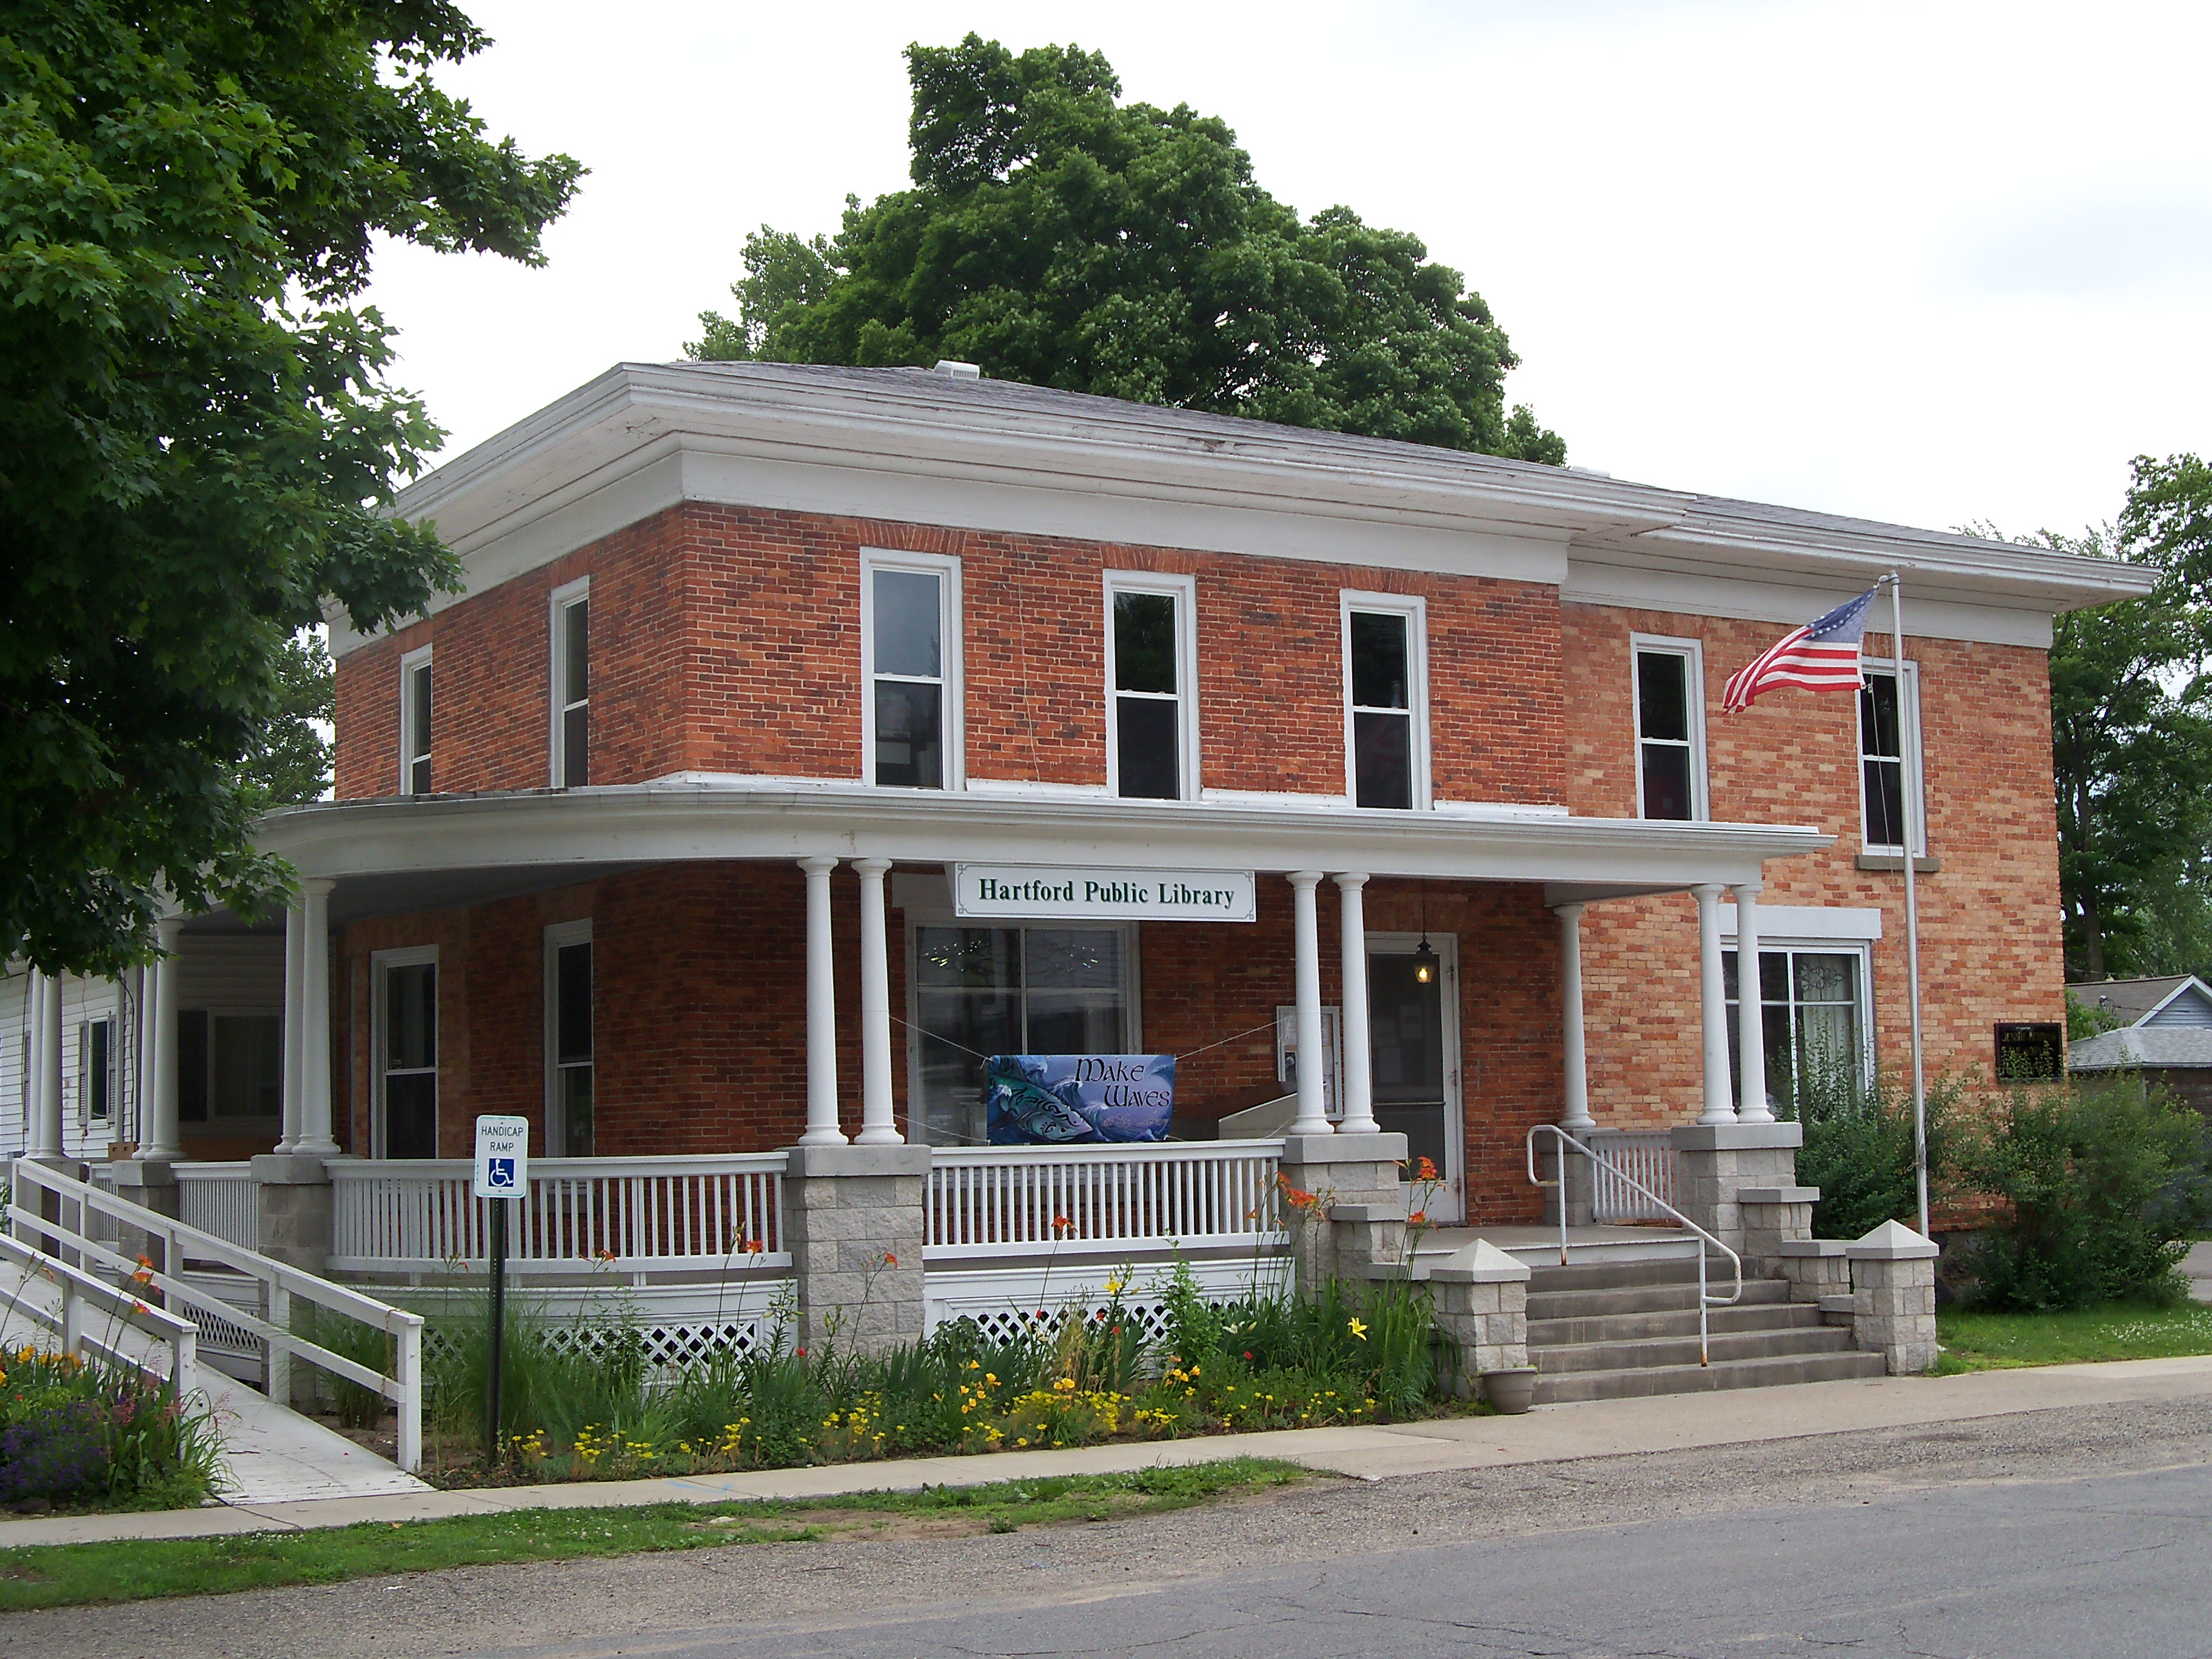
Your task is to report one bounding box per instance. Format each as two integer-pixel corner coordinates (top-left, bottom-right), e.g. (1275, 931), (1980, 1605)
(1724, 946), (1869, 1111)
(908, 925), (1134, 1145)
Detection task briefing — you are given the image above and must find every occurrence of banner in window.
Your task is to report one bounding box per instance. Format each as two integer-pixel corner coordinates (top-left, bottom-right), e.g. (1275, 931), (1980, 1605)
(984, 1054), (1175, 1144)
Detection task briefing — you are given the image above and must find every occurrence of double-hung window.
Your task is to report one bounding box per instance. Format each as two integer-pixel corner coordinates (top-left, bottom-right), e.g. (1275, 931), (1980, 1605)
(1105, 572), (1198, 800)
(1342, 593), (1430, 810)
(78, 1017), (112, 1127)
(1858, 658), (1925, 856)
(551, 578), (589, 788)
(862, 551), (962, 789)
(400, 645), (432, 796)
(374, 948), (438, 1159)
(1725, 944), (1871, 1111)
(1632, 637), (1707, 820)
(546, 921), (594, 1158)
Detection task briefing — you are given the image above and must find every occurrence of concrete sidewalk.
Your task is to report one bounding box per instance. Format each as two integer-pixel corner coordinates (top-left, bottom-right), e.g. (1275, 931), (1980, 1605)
(6, 1353), (2211, 1550)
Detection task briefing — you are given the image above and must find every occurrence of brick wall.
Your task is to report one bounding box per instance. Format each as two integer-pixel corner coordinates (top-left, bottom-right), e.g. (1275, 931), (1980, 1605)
(1563, 603), (2065, 1123)
(334, 503), (1564, 806)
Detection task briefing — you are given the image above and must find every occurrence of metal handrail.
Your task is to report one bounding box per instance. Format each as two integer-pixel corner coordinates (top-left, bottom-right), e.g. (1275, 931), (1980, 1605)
(9, 1159), (425, 1472)
(1526, 1124), (1743, 1367)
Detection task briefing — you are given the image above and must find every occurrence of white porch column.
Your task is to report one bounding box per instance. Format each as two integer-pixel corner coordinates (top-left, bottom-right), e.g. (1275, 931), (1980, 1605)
(1333, 873), (1379, 1136)
(798, 856), (848, 1146)
(294, 881), (340, 1157)
(1287, 871), (1332, 1137)
(1556, 902), (1594, 1131)
(278, 899), (306, 1153)
(27, 973), (64, 1160)
(143, 919), (185, 1161)
(853, 858), (901, 1145)
(1731, 881), (1774, 1124)
(1694, 883), (1735, 1126)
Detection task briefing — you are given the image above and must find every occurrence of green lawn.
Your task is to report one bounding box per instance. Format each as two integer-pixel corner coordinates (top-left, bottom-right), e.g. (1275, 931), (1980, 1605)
(1936, 1299), (2212, 1372)
(0, 1458), (1304, 1612)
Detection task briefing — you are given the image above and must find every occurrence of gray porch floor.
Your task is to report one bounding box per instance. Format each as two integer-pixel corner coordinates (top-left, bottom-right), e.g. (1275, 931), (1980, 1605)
(1424, 1225), (1703, 1268)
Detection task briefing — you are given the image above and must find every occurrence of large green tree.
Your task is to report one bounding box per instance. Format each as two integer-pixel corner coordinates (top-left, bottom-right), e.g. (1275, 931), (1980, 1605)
(691, 35), (1564, 463)
(2033, 455), (2212, 980)
(1, 3), (581, 977)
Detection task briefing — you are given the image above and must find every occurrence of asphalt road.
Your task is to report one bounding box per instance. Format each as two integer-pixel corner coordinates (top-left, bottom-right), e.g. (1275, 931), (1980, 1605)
(13, 1394), (2212, 1659)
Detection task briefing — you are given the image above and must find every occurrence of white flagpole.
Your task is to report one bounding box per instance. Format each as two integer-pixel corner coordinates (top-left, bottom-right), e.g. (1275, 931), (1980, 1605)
(1885, 571), (1931, 1239)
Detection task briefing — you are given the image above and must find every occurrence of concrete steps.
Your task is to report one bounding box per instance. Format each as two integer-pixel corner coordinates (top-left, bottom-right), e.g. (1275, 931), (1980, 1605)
(1526, 1256), (1884, 1404)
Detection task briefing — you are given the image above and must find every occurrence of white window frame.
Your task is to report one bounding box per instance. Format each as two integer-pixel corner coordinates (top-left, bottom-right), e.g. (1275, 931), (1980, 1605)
(543, 920), (592, 1158)
(369, 944), (439, 1159)
(399, 643), (433, 798)
(859, 548), (964, 791)
(1630, 634), (1709, 822)
(1857, 655), (1926, 857)
(77, 1015), (113, 1127)
(1103, 570), (1201, 802)
(1340, 591), (1432, 811)
(549, 576), (590, 788)
(1724, 936), (1877, 1104)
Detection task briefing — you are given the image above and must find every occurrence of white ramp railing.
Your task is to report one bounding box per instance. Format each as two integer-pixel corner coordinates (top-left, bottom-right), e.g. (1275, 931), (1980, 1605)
(9, 1159), (426, 1473)
(925, 1140), (1287, 1259)
(0, 1225), (199, 1396)
(329, 1154), (789, 1278)
(1587, 1130), (1678, 1222)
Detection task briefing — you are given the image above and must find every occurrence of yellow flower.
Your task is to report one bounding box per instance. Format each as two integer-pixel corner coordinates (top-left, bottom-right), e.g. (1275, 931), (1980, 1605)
(1348, 1318), (1369, 1340)
(1104, 1277), (1125, 1295)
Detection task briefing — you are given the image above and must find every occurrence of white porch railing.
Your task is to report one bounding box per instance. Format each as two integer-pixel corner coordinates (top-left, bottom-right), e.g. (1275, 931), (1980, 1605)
(0, 1222), (199, 1396)
(329, 1154), (790, 1278)
(177, 1162), (260, 1251)
(1587, 1130), (1678, 1223)
(925, 1139), (1288, 1259)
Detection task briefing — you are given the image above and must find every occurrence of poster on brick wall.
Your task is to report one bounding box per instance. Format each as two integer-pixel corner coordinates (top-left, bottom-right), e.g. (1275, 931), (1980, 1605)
(984, 1055), (1176, 1144)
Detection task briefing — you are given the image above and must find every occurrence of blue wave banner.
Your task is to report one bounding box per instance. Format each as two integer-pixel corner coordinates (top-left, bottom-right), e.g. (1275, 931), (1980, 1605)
(984, 1054), (1176, 1145)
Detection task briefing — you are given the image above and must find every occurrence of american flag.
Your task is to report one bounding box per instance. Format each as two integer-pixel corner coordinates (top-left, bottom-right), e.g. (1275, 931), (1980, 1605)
(1723, 586), (1880, 713)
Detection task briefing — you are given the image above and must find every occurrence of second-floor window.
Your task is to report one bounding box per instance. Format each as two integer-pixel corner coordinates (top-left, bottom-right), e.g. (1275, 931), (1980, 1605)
(552, 580), (589, 787)
(1342, 594), (1429, 809)
(546, 921), (593, 1158)
(863, 551), (961, 789)
(400, 646), (432, 796)
(1106, 573), (1198, 800)
(1860, 659), (1925, 856)
(1632, 637), (1707, 820)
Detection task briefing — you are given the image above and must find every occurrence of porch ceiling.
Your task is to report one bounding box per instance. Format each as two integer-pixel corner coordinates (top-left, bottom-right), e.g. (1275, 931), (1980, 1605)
(256, 782), (1829, 905)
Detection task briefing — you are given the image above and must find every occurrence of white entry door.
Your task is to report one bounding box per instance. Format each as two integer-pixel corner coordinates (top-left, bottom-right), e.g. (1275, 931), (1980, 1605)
(1366, 932), (1465, 1224)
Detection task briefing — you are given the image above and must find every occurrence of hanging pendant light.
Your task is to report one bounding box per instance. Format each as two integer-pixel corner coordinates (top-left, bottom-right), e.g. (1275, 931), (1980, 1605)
(1414, 879), (1438, 985)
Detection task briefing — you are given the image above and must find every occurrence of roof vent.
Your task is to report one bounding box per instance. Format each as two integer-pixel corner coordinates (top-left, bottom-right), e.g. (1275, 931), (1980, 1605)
(933, 360), (981, 380)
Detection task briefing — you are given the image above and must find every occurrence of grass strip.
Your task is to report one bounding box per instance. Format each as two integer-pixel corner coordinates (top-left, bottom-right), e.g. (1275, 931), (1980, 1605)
(0, 1456), (1304, 1612)
(1934, 1299), (2212, 1372)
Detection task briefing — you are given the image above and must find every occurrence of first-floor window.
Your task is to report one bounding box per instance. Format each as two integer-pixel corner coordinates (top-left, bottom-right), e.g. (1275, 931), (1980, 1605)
(546, 923), (593, 1158)
(1725, 946), (1869, 1111)
(378, 954), (438, 1158)
(79, 1018), (112, 1124)
(176, 1011), (283, 1124)
(908, 925), (1134, 1147)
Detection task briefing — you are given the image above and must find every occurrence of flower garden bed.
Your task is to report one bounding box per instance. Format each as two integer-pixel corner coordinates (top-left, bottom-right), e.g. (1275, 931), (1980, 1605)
(0, 1346), (220, 1515)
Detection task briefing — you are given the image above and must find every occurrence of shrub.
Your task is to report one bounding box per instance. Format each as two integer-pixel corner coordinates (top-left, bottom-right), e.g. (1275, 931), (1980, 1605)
(0, 1346), (220, 1510)
(1786, 1065), (1962, 1239)
(1954, 1081), (2208, 1310)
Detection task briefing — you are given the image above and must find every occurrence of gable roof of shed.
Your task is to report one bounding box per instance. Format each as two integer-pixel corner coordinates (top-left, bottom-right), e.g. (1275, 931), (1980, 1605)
(2066, 974), (2212, 1027)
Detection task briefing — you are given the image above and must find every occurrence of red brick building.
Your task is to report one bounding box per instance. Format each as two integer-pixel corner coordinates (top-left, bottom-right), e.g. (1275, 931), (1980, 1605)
(45, 362), (2146, 1231)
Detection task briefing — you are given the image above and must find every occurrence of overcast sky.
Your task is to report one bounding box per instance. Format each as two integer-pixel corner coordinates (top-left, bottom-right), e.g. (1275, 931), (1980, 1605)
(361, 0), (2211, 542)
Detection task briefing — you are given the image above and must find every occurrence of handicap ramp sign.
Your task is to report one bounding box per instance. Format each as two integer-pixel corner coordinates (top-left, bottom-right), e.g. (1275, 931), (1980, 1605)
(473, 1114), (531, 1198)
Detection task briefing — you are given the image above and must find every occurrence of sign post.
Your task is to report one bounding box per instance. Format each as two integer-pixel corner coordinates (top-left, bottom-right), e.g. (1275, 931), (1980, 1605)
(472, 1114), (529, 1463)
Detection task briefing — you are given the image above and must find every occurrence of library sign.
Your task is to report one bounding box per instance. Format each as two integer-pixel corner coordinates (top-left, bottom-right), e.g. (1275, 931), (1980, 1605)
(952, 863), (1256, 923)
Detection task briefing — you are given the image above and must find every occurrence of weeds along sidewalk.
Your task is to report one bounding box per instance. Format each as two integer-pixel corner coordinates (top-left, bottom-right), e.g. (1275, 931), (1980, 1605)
(11, 1354), (2212, 1550)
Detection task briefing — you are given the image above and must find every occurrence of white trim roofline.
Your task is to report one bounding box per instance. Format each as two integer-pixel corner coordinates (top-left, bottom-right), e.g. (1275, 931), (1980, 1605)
(253, 780), (1831, 896)
(354, 362), (2157, 657)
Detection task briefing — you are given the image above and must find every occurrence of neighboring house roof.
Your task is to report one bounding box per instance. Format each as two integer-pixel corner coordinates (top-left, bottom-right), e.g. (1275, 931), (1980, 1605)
(2068, 1027), (2212, 1071)
(2066, 975), (2212, 1029)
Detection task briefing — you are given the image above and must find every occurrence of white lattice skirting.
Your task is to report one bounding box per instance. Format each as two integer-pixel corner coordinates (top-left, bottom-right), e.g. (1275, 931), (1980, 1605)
(923, 1253), (1292, 1345)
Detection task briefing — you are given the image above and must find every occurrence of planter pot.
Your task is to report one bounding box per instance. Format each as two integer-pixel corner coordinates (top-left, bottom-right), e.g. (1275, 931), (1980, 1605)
(1481, 1366), (1539, 1415)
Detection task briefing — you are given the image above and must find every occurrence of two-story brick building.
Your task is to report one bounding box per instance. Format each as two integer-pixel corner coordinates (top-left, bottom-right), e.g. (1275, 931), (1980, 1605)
(7, 361), (2150, 1239)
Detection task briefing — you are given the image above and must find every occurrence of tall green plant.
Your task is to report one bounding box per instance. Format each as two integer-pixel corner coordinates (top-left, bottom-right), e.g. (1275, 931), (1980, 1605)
(1785, 1064), (1961, 1239)
(1954, 1081), (2207, 1310)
